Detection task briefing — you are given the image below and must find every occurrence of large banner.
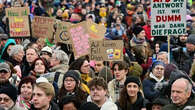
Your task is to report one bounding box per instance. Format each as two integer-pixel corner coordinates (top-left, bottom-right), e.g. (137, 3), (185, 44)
(6, 7), (30, 37)
(151, 0), (186, 36)
(55, 21), (73, 44)
(31, 16), (55, 40)
(90, 40), (123, 61)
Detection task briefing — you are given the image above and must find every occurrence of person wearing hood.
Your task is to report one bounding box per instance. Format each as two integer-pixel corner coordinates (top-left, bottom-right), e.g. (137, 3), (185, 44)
(0, 39), (16, 63)
(87, 77), (118, 110)
(116, 76), (146, 110)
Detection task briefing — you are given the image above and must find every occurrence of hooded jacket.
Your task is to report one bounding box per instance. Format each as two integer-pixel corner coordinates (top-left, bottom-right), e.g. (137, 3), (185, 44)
(0, 39), (16, 63)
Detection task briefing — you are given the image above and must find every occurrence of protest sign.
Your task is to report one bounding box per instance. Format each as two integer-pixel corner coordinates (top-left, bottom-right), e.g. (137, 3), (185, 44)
(90, 40), (123, 61)
(31, 16), (55, 40)
(55, 21), (73, 44)
(68, 22), (90, 59)
(86, 21), (106, 40)
(6, 7), (30, 37)
(151, 0), (186, 36)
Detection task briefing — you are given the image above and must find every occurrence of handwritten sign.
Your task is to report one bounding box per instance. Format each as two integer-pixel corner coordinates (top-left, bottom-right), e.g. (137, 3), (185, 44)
(31, 16), (55, 40)
(55, 21), (73, 44)
(90, 40), (123, 61)
(151, 0), (186, 36)
(6, 7), (30, 37)
(68, 22), (90, 59)
(86, 21), (106, 40)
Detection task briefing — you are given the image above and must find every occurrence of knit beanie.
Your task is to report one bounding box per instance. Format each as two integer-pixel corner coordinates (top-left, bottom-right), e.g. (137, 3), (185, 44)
(151, 60), (165, 71)
(124, 76), (141, 87)
(187, 34), (195, 45)
(79, 102), (100, 110)
(0, 84), (17, 102)
(133, 25), (144, 36)
(63, 70), (81, 83)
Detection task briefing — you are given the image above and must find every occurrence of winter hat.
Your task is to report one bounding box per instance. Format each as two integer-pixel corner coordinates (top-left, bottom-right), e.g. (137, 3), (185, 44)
(133, 25), (144, 36)
(63, 70), (81, 83)
(186, 34), (195, 45)
(41, 46), (52, 55)
(62, 11), (69, 19)
(151, 60), (165, 71)
(36, 77), (49, 83)
(79, 102), (100, 110)
(0, 62), (11, 73)
(0, 85), (17, 102)
(124, 76), (141, 87)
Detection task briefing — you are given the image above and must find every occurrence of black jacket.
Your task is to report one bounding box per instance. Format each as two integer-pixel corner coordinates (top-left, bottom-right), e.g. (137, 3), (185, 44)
(116, 92), (147, 110)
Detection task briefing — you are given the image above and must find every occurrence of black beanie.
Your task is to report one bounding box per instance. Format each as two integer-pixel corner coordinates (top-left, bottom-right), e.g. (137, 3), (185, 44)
(63, 70), (81, 83)
(133, 25), (144, 36)
(0, 85), (17, 102)
(79, 102), (100, 110)
(124, 76), (141, 87)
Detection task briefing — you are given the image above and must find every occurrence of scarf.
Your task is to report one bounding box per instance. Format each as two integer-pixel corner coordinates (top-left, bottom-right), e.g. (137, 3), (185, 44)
(17, 96), (31, 110)
(149, 72), (164, 82)
(132, 36), (145, 45)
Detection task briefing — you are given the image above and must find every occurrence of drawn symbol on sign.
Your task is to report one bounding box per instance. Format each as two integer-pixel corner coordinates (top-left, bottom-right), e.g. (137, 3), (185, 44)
(59, 31), (69, 41)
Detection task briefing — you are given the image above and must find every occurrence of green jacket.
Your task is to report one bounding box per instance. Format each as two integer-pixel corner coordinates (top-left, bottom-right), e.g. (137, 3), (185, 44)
(162, 97), (195, 110)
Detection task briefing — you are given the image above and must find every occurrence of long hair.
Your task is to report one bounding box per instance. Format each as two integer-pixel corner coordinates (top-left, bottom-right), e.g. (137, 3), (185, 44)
(118, 87), (132, 110)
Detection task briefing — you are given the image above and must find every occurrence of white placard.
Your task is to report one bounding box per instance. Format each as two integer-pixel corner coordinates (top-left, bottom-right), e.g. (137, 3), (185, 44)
(151, 0), (186, 36)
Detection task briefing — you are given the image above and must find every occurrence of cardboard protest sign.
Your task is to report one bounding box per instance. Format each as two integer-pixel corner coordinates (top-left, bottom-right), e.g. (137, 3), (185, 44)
(68, 22), (90, 59)
(6, 7), (30, 37)
(86, 21), (106, 40)
(31, 16), (55, 40)
(90, 40), (123, 61)
(55, 21), (73, 44)
(151, 0), (186, 36)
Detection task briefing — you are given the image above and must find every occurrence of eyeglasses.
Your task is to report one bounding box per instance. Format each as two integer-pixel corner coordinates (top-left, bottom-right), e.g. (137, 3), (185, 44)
(0, 97), (10, 102)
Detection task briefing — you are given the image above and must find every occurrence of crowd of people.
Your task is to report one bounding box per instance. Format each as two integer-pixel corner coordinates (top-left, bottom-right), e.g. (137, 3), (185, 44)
(0, 0), (195, 110)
